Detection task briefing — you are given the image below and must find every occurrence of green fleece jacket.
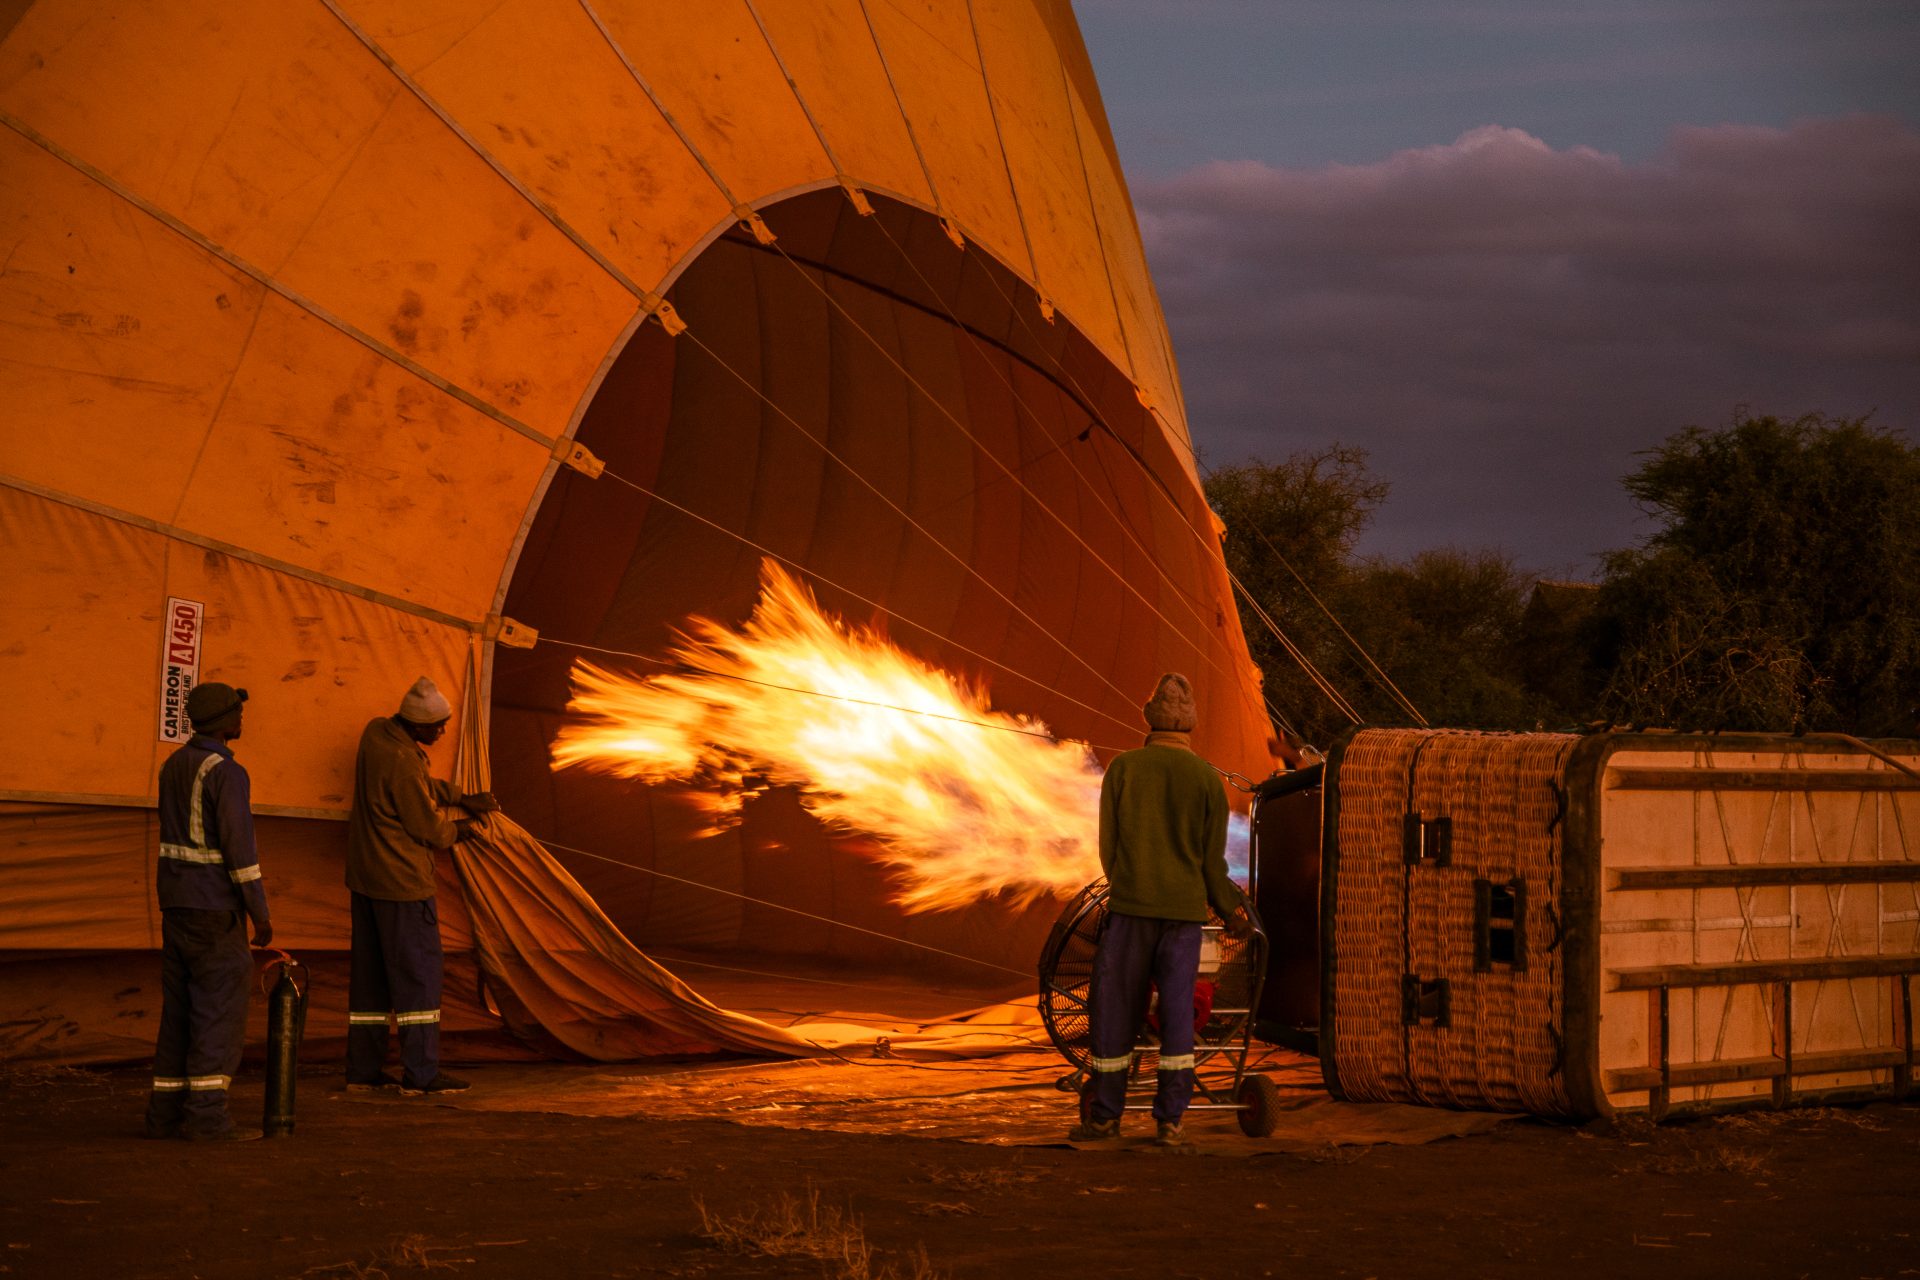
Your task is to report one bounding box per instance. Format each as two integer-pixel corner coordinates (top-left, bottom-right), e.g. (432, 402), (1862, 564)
(1097, 731), (1242, 922)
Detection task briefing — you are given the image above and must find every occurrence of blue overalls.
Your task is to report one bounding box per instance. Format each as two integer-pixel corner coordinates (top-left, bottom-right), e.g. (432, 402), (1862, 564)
(144, 736), (270, 1139)
(346, 894), (445, 1088)
(1085, 913), (1202, 1123)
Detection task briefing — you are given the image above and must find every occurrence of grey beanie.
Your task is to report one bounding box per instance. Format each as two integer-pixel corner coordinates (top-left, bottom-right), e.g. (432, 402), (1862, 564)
(1143, 673), (1197, 732)
(398, 676), (453, 725)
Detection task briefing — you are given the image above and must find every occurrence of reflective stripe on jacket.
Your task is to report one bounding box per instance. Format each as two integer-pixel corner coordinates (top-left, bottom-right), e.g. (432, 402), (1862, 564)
(156, 735), (270, 925)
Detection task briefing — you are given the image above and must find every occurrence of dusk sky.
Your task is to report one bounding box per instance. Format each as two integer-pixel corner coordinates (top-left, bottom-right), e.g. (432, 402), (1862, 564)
(1076, 0), (1920, 574)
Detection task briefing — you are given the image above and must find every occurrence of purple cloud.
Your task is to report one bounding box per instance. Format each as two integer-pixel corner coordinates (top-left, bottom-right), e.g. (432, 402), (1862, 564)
(1138, 115), (1920, 570)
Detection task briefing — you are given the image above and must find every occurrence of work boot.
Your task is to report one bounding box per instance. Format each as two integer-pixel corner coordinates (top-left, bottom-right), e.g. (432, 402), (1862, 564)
(1155, 1121), (1191, 1148)
(1067, 1116), (1121, 1142)
(186, 1126), (263, 1142)
(399, 1071), (470, 1096)
(346, 1071), (401, 1094)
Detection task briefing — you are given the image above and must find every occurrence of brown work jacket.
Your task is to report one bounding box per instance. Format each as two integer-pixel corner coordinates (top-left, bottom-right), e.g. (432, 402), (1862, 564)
(346, 716), (461, 901)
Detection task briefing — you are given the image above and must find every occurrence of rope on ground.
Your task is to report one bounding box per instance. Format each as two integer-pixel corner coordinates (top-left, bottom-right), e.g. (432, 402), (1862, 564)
(651, 953), (1030, 1016)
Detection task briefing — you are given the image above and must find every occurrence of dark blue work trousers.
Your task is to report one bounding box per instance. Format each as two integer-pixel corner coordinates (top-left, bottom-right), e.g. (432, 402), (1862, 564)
(347, 893), (444, 1087)
(1086, 913), (1201, 1124)
(145, 908), (253, 1138)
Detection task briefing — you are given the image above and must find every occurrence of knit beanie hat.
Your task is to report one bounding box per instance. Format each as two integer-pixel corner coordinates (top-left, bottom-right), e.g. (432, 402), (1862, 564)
(398, 676), (453, 725)
(187, 682), (248, 732)
(1143, 673), (1197, 732)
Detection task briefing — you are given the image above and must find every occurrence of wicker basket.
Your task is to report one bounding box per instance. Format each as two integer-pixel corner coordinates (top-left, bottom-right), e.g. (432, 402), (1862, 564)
(1319, 729), (1920, 1119)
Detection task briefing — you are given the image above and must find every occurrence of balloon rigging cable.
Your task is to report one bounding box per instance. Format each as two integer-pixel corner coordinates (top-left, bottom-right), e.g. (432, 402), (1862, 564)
(533, 834), (1032, 982)
(857, 213), (1359, 737)
(540, 633), (1138, 756)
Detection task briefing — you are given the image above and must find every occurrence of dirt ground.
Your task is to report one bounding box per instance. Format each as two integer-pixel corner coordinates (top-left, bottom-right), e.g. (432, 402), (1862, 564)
(2, 1061), (1917, 1280)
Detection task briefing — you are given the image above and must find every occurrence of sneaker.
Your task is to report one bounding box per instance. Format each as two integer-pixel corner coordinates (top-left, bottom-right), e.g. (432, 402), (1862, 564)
(1067, 1117), (1121, 1142)
(398, 1071), (470, 1096)
(1154, 1121), (1191, 1148)
(185, 1127), (263, 1142)
(143, 1123), (182, 1140)
(346, 1072), (402, 1093)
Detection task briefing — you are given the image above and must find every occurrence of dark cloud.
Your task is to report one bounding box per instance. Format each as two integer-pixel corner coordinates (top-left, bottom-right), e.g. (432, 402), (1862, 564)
(1138, 115), (1920, 571)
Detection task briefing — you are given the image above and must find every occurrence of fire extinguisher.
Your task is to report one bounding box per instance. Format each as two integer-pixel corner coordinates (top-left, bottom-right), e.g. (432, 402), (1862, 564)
(260, 952), (310, 1138)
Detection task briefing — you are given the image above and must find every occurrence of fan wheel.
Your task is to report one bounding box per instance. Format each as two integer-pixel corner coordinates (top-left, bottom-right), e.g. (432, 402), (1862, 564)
(1036, 881), (1109, 1070)
(1237, 1072), (1284, 1137)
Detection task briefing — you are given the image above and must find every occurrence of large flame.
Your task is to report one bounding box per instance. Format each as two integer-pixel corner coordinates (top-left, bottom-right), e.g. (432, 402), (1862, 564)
(550, 561), (1108, 911)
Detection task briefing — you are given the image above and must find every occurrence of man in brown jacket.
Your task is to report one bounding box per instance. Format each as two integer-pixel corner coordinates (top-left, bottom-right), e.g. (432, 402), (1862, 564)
(345, 676), (495, 1095)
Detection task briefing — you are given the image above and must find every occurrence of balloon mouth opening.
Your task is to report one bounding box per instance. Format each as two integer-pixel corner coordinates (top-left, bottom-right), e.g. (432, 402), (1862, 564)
(487, 186), (1234, 979)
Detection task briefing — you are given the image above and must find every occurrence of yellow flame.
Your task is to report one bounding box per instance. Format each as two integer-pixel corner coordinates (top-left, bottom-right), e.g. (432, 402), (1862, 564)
(550, 560), (1103, 911)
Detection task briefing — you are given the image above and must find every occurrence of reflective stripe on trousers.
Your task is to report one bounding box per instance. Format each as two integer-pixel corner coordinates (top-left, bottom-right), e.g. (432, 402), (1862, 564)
(1085, 914), (1202, 1125)
(145, 908), (250, 1138)
(348, 893), (445, 1088)
(348, 1010), (440, 1026)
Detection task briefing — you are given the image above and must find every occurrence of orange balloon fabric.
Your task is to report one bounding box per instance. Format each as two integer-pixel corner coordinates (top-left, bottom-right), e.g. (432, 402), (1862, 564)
(0, 1), (1274, 1063)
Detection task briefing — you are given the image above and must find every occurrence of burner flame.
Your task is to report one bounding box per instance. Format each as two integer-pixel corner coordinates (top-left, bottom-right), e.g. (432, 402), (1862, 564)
(550, 561), (1107, 911)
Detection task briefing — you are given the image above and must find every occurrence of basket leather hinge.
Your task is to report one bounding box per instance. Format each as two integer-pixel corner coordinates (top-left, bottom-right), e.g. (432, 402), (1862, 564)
(1402, 975), (1451, 1027)
(1403, 813), (1452, 866)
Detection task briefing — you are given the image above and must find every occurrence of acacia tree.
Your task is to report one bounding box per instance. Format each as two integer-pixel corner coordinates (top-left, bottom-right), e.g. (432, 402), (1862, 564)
(1345, 548), (1541, 730)
(1204, 447), (1387, 746)
(1205, 449), (1558, 746)
(1596, 412), (1920, 734)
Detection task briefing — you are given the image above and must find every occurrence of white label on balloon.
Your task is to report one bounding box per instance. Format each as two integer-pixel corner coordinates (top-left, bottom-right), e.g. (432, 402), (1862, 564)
(158, 597), (204, 744)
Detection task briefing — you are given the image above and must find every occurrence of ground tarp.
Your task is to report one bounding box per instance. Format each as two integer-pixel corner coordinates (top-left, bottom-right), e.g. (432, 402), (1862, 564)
(425, 1046), (1516, 1155)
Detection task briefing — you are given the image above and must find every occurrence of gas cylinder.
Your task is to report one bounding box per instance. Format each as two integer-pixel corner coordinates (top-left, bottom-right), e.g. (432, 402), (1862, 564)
(262, 957), (309, 1138)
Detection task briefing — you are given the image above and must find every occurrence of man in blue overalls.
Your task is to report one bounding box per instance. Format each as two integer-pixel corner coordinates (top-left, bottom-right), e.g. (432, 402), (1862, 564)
(344, 676), (496, 1095)
(1072, 673), (1249, 1147)
(145, 682), (272, 1141)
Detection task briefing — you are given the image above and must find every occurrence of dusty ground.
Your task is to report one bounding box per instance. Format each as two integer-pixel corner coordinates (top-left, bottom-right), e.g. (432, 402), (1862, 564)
(2, 1061), (1917, 1280)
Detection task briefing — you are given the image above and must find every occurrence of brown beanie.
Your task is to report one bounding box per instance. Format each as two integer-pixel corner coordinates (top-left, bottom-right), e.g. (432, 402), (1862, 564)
(1143, 673), (1197, 732)
(187, 682), (248, 733)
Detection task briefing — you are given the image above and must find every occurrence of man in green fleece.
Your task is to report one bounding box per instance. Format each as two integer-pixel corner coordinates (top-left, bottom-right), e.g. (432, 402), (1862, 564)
(1072, 673), (1249, 1146)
